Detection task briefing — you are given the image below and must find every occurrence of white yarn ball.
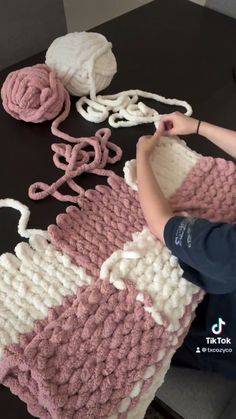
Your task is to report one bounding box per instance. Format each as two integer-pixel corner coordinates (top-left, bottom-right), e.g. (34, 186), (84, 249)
(45, 31), (117, 97)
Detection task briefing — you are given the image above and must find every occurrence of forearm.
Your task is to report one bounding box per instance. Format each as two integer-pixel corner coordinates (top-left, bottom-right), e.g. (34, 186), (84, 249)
(199, 121), (236, 159)
(137, 152), (173, 242)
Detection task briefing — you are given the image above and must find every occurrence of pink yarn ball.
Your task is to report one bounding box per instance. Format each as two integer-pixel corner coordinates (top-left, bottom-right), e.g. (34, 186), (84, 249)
(1, 63), (70, 123)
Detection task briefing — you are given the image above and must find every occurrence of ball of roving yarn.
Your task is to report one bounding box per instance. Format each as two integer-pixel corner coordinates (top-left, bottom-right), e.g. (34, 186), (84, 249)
(45, 31), (117, 97)
(1, 64), (70, 123)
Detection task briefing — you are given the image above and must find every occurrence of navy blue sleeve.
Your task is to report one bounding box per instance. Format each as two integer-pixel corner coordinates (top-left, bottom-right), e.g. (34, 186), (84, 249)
(164, 216), (236, 294)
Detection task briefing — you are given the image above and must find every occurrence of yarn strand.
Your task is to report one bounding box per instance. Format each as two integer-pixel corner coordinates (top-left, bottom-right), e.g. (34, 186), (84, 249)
(0, 199), (48, 239)
(28, 128), (122, 202)
(76, 89), (193, 128)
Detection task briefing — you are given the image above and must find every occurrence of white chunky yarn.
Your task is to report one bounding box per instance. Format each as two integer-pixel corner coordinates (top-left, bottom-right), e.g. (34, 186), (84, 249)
(0, 198), (48, 239)
(76, 89), (193, 128)
(45, 32), (117, 96)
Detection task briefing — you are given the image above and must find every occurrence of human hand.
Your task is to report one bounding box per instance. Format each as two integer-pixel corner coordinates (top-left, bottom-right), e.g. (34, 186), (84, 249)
(158, 111), (199, 136)
(136, 131), (161, 157)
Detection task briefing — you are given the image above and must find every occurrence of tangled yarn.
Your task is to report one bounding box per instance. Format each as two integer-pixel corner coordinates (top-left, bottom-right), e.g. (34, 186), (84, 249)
(29, 128), (122, 202)
(76, 89), (193, 128)
(45, 32), (117, 97)
(1, 64), (70, 125)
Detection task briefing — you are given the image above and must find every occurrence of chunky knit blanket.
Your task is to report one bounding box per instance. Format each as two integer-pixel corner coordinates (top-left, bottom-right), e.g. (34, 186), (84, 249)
(0, 137), (236, 418)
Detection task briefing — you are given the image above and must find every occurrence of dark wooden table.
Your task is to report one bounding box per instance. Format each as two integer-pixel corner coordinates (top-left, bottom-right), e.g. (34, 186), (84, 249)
(1, 0), (236, 417)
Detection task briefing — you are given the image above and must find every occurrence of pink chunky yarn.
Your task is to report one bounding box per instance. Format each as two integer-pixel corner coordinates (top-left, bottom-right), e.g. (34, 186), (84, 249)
(1, 63), (123, 199)
(29, 129), (122, 202)
(1, 64), (70, 125)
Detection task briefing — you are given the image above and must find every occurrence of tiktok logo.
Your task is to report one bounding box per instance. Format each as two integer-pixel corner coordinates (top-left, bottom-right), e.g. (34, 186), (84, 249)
(211, 318), (226, 335)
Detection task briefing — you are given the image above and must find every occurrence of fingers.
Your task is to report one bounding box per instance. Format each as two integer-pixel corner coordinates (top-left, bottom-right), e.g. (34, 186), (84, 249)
(163, 120), (174, 131)
(152, 130), (161, 140)
(157, 120), (166, 135)
(159, 112), (181, 136)
(158, 119), (174, 136)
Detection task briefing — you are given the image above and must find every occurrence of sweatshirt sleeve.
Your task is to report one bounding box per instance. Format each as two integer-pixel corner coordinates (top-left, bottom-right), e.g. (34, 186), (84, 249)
(163, 216), (236, 294)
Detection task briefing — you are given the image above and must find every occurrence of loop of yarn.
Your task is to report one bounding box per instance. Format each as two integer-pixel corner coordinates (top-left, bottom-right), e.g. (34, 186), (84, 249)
(45, 32), (117, 97)
(28, 128), (122, 202)
(76, 89), (193, 128)
(1, 64), (70, 124)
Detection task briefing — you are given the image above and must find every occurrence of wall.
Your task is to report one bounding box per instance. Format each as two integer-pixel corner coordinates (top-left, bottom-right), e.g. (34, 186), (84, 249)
(63, 0), (154, 32)
(0, 0), (66, 70)
(0, 0), (210, 71)
(190, 0), (206, 5)
(206, 0), (236, 18)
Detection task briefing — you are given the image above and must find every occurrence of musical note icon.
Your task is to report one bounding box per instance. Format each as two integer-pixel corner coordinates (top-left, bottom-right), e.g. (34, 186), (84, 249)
(211, 317), (226, 335)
